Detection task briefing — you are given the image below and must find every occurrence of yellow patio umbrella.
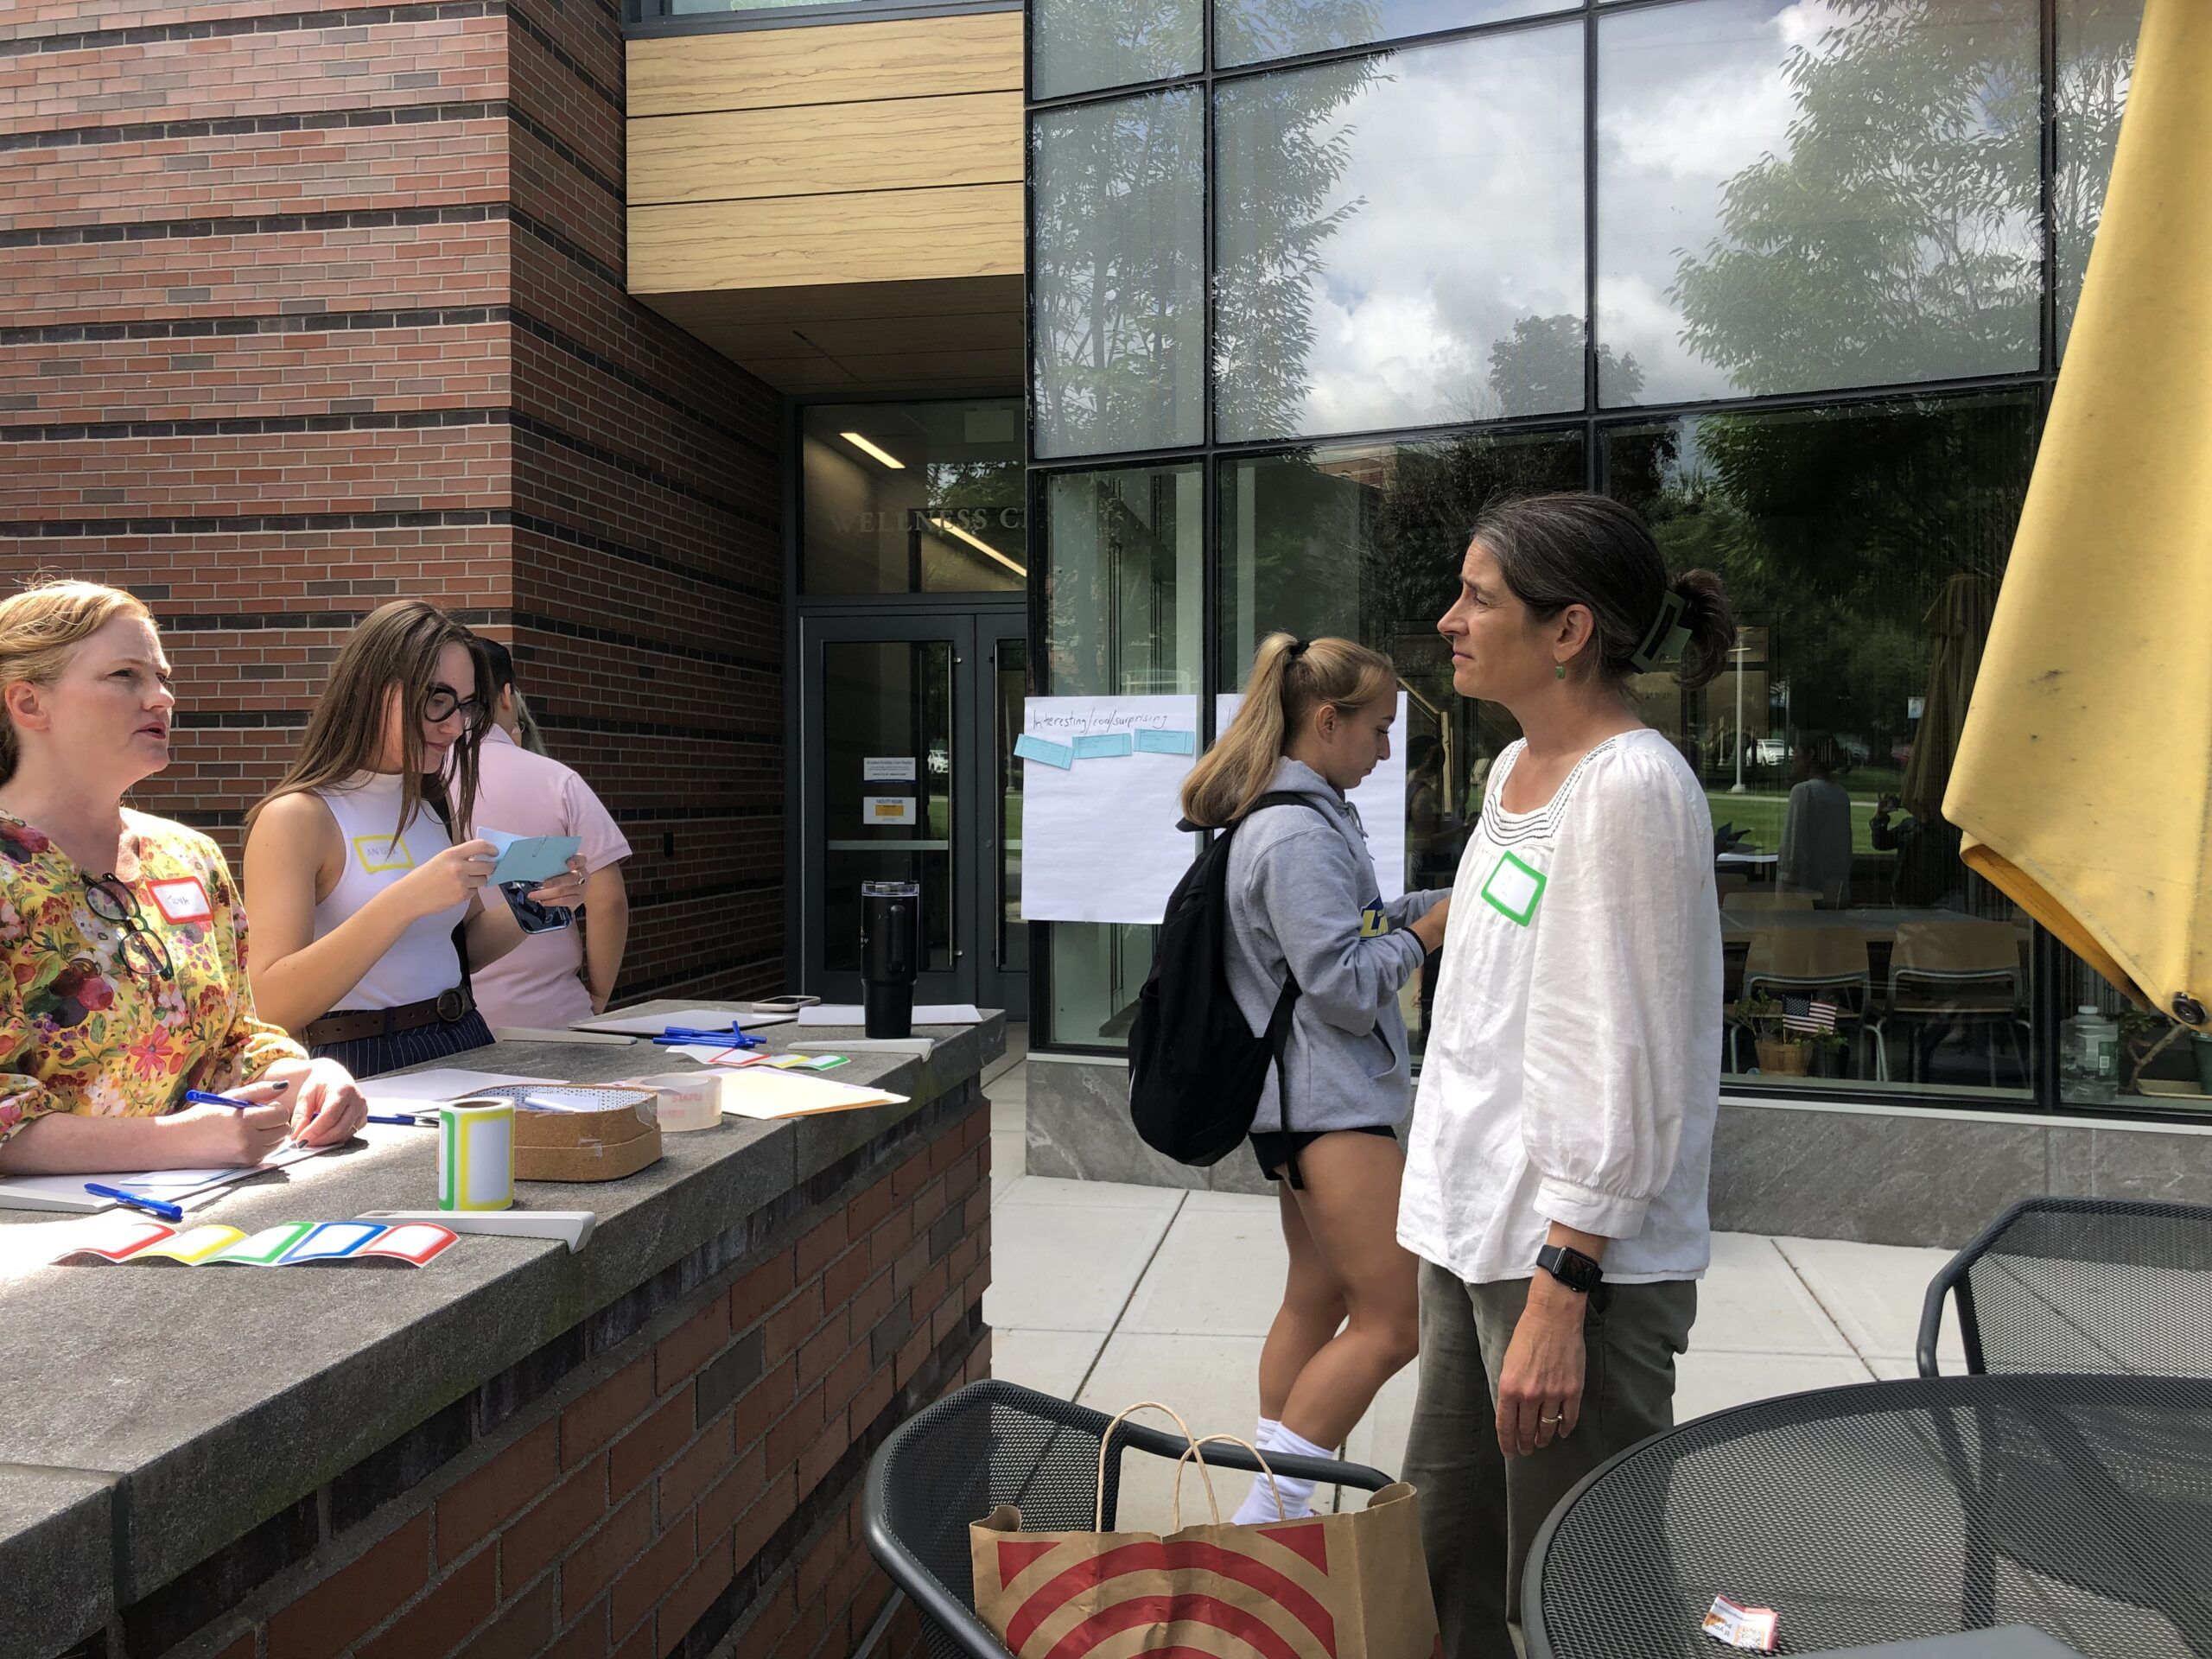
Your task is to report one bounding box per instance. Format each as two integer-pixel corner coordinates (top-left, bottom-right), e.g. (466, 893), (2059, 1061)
(1945, 0), (2212, 1029)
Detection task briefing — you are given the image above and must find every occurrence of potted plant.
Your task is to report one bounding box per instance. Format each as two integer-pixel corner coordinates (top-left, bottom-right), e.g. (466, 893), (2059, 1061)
(1807, 1029), (1851, 1080)
(1739, 994), (1809, 1077)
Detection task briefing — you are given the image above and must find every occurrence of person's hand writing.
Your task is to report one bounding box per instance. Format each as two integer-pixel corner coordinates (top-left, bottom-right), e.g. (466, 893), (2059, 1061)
(156, 1098), (292, 1166)
(262, 1058), (368, 1147)
(396, 840), (498, 918)
(1496, 1274), (1587, 1458)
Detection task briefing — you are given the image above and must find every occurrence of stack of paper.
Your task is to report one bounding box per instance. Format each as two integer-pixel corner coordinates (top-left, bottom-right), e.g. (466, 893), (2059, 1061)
(717, 1068), (908, 1121)
(572, 1007), (796, 1035)
(794, 1003), (982, 1027)
(0, 1141), (328, 1216)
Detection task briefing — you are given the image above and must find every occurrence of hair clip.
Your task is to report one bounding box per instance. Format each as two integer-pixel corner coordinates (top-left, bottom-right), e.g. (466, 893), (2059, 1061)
(1630, 589), (1691, 672)
(1286, 639), (1311, 659)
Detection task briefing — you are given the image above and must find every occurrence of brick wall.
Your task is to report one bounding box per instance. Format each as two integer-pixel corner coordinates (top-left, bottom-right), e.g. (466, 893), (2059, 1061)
(0, 0), (785, 1002)
(70, 1087), (992, 1659)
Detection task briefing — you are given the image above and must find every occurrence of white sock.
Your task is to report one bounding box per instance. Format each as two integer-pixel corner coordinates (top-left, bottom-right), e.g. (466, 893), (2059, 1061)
(1231, 1420), (1327, 1524)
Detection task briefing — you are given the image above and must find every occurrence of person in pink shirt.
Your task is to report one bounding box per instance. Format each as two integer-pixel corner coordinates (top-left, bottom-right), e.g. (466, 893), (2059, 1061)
(468, 639), (632, 1025)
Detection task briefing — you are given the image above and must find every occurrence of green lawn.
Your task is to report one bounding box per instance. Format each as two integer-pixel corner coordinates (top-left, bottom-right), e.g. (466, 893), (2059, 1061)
(1707, 785), (1903, 859)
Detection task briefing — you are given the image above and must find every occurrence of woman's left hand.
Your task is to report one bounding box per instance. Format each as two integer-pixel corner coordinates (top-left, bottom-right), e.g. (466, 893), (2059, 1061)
(262, 1057), (369, 1147)
(529, 854), (588, 910)
(1496, 1274), (1589, 1458)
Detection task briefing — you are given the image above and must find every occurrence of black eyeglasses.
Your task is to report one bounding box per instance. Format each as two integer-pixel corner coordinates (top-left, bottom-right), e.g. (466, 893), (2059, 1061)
(423, 683), (487, 725)
(84, 876), (175, 983)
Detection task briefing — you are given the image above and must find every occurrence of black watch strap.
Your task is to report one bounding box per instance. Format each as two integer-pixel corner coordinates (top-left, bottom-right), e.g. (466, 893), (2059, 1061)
(1536, 1243), (1605, 1294)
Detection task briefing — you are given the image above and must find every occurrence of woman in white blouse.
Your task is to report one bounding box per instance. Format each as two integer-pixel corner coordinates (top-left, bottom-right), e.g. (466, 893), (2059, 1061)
(1397, 493), (1734, 1657)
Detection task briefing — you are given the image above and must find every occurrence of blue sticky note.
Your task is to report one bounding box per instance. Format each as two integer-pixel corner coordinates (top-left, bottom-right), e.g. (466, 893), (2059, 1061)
(1073, 733), (1135, 760)
(1135, 728), (1195, 756)
(1014, 734), (1074, 770)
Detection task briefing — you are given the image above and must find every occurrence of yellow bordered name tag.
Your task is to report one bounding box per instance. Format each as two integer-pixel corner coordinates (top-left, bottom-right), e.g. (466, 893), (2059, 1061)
(353, 835), (416, 874)
(1480, 850), (1547, 925)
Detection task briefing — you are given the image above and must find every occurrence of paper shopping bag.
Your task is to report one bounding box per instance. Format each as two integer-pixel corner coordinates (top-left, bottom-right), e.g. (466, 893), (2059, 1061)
(969, 1404), (1441, 1659)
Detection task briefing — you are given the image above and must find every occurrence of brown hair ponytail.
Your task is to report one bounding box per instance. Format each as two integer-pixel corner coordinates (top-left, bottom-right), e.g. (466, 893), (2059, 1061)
(1180, 633), (1397, 829)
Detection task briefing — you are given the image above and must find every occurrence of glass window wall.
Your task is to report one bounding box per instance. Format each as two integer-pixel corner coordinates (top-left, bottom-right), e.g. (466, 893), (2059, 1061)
(1596, 0), (2042, 407)
(1027, 0), (2150, 1112)
(1031, 0), (1202, 99)
(1031, 91), (1206, 458)
(1041, 463), (1203, 1043)
(1213, 22), (1584, 442)
(800, 401), (1023, 595)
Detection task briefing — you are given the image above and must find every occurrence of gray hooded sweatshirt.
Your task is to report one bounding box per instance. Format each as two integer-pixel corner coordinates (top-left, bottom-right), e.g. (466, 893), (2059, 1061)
(1224, 757), (1450, 1135)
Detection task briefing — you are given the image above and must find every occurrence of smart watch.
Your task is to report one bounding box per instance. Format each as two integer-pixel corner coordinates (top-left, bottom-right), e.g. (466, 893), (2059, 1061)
(1535, 1243), (1605, 1295)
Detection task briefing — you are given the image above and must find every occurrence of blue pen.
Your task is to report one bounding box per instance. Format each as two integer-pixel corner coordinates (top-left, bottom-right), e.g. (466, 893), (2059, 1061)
(655, 1027), (764, 1050)
(84, 1184), (185, 1223)
(367, 1113), (432, 1127)
(184, 1085), (287, 1112)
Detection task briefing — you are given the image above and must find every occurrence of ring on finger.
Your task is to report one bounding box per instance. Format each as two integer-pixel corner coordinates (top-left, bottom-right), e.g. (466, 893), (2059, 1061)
(1539, 1412), (1565, 1427)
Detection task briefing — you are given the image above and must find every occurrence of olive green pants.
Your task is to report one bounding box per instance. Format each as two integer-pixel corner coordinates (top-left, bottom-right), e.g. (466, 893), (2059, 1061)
(1400, 1261), (1697, 1659)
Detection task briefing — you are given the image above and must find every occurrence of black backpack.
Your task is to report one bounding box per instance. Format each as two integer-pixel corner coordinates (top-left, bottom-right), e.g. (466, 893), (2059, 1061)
(1127, 793), (1331, 1166)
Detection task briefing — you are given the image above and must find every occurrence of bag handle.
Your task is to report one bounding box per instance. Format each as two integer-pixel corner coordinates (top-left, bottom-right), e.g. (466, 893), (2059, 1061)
(1096, 1401), (1224, 1533)
(1169, 1433), (1285, 1532)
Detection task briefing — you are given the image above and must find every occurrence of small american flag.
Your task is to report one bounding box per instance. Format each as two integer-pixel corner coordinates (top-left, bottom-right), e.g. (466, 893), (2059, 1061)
(1783, 996), (1840, 1033)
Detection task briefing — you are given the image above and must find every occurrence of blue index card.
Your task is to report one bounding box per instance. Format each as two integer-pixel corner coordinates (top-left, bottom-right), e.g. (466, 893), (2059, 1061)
(1014, 734), (1075, 769)
(1135, 728), (1195, 756)
(1072, 733), (1135, 760)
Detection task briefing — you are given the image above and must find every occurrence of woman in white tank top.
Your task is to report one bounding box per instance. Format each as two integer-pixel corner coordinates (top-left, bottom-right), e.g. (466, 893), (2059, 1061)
(242, 602), (586, 1077)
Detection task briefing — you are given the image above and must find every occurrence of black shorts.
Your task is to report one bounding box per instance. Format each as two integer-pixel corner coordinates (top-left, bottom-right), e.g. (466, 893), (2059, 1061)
(1249, 1123), (1398, 1189)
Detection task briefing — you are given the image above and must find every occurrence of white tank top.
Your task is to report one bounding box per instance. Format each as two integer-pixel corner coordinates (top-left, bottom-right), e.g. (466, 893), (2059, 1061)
(311, 771), (468, 1011)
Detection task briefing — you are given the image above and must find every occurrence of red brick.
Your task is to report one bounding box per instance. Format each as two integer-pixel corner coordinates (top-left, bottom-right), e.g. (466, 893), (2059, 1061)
(654, 1290), (732, 1395)
(930, 1130), (964, 1177)
(845, 1178), (893, 1238)
(846, 1268), (895, 1335)
(658, 1412), (736, 1520)
(763, 1281), (823, 1363)
(795, 1514), (847, 1606)
(730, 1472), (799, 1573)
(823, 1344), (870, 1415)
(208, 1637), (254, 1659)
(734, 1357), (797, 1450)
(664, 1528), (738, 1649)
(823, 1243), (870, 1306)
(357, 1544), (498, 1659)
(267, 1514), (431, 1659)
(609, 1513), (694, 1640)
(609, 1392), (695, 1502)
(452, 1573), (560, 1659)
(501, 1456), (609, 1590)
(561, 1491), (654, 1624)
(796, 1318), (845, 1391)
(730, 1251), (794, 1331)
(850, 1363), (895, 1434)
(437, 1420), (560, 1565)
(563, 1356), (654, 1468)
(543, 1599), (608, 1659)
(795, 1213), (846, 1278)
(798, 1421), (848, 1493)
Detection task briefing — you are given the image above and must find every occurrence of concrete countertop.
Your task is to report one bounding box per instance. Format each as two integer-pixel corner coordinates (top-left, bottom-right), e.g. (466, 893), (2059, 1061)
(0, 1001), (1001, 1644)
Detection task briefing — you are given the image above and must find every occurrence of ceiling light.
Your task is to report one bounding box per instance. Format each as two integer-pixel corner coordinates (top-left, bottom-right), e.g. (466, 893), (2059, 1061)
(927, 516), (1027, 580)
(840, 432), (905, 469)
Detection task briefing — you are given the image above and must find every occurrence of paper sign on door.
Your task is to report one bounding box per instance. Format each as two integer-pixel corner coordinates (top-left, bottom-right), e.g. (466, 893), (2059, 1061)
(863, 797), (916, 826)
(864, 757), (918, 781)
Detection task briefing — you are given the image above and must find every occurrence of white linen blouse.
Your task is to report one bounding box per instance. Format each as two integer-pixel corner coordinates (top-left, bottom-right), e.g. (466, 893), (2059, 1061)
(1397, 728), (1724, 1286)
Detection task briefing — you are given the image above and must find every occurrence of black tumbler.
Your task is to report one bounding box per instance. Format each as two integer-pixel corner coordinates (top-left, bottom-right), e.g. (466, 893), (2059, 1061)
(859, 879), (919, 1039)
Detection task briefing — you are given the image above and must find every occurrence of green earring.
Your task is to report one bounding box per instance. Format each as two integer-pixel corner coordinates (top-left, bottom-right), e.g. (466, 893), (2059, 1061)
(1555, 663), (1567, 681)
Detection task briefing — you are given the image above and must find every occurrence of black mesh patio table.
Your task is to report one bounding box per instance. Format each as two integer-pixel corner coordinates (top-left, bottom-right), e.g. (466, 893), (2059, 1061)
(1523, 1374), (2212, 1659)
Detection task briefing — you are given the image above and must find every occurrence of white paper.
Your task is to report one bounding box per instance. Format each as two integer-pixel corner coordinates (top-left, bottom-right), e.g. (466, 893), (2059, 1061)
(795, 1002), (982, 1027)
(861, 796), (916, 826)
(863, 756), (918, 781)
(1218, 691), (1409, 903)
(0, 1141), (328, 1216)
(1020, 695), (1202, 925)
(717, 1068), (908, 1120)
(359, 1067), (559, 1104)
(571, 1007), (794, 1035)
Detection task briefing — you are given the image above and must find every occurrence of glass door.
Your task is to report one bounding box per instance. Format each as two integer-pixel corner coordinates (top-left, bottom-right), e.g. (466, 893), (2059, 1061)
(798, 610), (1031, 1018)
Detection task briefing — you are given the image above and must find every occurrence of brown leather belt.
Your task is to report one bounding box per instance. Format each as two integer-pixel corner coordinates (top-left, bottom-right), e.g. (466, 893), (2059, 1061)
(303, 985), (474, 1048)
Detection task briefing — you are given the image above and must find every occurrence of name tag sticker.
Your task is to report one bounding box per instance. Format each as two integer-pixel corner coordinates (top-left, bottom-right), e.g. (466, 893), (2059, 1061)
(147, 876), (213, 925)
(1479, 851), (1548, 926)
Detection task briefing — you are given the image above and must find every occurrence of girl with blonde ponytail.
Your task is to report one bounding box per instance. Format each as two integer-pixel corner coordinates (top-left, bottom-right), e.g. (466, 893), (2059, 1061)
(1196, 632), (1453, 1526)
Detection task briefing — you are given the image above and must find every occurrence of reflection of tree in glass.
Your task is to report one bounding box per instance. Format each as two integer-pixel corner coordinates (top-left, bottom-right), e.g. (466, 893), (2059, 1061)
(1669, 0), (2042, 397)
(1213, 16), (1383, 444)
(1487, 314), (1640, 414)
(1614, 395), (2040, 780)
(1031, 0), (1198, 97)
(925, 459), (1026, 567)
(2054, 0), (2143, 346)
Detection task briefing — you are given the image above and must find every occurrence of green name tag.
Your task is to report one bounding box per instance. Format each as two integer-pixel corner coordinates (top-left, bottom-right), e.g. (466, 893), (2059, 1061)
(1480, 850), (1548, 926)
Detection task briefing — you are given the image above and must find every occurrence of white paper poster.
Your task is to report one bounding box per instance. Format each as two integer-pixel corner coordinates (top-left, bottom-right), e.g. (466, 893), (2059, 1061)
(1019, 696), (1201, 924)
(863, 756), (917, 781)
(861, 796), (916, 826)
(1217, 691), (1408, 902)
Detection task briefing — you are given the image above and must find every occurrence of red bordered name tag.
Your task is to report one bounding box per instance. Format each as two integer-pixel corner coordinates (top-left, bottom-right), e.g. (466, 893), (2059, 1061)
(146, 876), (213, 925)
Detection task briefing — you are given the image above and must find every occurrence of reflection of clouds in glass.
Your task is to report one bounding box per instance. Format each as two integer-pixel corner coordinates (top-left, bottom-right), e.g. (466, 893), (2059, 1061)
(1215, 20), (1583, 442)
(1599, 0), (2040, 407)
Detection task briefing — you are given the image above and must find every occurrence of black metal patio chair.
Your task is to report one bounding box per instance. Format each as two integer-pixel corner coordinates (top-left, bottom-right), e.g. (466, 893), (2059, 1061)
(862, 1378), (1395, 1659)
(1916, 1195), (2212, 1378)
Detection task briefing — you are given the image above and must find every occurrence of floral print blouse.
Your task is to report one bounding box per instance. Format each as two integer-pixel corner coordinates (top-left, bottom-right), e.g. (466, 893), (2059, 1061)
(0, 808), (306, 1147)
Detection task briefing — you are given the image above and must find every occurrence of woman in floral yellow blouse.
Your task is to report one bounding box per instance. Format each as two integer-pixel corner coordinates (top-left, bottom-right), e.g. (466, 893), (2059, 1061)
(0, 581), (366, 1173)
